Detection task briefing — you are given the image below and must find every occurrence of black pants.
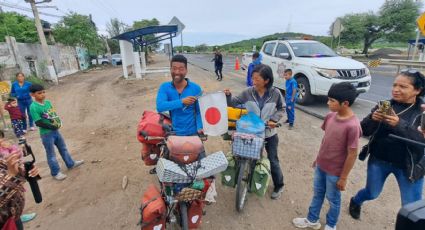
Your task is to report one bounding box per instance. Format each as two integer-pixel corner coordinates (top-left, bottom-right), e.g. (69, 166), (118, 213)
(215, 65), (223, 80)
(16, 219), (24, 230)
(265, 134), (284, 188)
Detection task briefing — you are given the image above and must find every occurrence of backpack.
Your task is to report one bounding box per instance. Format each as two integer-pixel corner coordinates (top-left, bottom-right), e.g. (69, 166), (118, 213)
(166, 136), (203, 165)
(139, 184), (166, 230)
(137, 111), (171, 145)
(141, 144), (161, 166)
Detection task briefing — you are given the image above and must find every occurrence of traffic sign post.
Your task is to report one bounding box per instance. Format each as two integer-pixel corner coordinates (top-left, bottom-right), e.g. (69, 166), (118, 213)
(168, 16), (186, 53)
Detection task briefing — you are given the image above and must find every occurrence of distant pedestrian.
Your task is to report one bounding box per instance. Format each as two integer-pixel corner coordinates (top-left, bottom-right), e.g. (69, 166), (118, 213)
(4, 98), (25, 139)
(246, 52), (262, 87)
(29, 84), (84, 181)
(212, 50), (223, 81)
(283, 69), (298, 129)
(10, 73), (35, 132)
(293, 82), (362, 230)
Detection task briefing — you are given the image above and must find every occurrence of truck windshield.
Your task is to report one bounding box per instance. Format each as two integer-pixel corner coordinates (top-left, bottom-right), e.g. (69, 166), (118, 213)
(290, 42), (337, 58)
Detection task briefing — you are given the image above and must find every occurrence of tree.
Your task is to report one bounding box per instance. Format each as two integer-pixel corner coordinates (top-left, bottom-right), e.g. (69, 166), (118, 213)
(53, 12), (104, 55)
(106, 18), (129, 54)
(132, 18), (160, 50)
(339, 0), (420, 54)
(0, 12), (38, 43)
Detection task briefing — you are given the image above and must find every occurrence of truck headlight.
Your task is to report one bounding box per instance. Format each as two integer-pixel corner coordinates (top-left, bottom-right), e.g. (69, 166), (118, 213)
(365, 67), (370, 76)
(314, 68), (338, 78)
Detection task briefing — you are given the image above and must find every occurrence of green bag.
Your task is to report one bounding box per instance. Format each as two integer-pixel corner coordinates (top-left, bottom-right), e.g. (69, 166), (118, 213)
(221, 153), (238, 187)
(250, 157), (271, 197)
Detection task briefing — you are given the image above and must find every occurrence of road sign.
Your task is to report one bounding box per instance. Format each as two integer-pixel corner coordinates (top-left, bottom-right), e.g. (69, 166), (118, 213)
(168, 16), (185, 36)
(332, 18), (344, 38)
(417, 13), (425, 36)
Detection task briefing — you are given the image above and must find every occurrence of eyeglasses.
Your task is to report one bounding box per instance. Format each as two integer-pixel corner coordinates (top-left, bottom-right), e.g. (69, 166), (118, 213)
(401, 68), (425, 77)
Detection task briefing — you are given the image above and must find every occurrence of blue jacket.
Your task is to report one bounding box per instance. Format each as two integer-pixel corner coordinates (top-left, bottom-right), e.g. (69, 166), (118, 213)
(10, 81), (32, 101)
(246, 54), (262, 87)
(156, 79), (203, 136)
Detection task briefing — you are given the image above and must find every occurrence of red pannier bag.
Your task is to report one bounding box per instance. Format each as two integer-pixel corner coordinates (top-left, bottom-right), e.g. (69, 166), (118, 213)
(187, 200), (204, 229)
(166, 136), (203, 164)
(141, 144), (161, 166)
(137, 111), (171, 144)
(140, 184), (166, 230)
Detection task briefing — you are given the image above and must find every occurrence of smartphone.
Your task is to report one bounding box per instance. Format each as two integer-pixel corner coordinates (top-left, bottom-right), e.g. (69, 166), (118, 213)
(421, 111), (425, 131)
(378, 100), (391, 115)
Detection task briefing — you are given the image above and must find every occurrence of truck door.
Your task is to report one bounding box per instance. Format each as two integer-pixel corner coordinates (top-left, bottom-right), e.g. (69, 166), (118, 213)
(261, 41), (277, 71)
(273, 43), (292, 89)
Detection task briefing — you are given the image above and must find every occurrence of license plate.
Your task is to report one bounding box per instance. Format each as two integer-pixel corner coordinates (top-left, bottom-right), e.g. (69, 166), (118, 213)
(350, 70), (357, 77)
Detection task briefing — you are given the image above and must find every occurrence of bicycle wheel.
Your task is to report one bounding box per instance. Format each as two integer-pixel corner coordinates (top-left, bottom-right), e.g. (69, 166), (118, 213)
(179, 202), (189, 230)
(235, 159), (249, 212)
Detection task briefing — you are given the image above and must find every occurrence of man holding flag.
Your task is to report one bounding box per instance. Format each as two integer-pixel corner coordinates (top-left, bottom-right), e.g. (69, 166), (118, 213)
(156, 54), (203, 136)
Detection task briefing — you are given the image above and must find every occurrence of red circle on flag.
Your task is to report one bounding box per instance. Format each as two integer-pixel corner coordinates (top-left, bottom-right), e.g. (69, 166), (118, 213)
(205, 107), (221, 125)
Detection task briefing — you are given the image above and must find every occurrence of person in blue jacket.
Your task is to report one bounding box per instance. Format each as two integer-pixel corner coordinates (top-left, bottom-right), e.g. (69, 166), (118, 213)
(156, 54), (203, 136)
(246, 52), (262, 87)
(10, 73), (35, 132)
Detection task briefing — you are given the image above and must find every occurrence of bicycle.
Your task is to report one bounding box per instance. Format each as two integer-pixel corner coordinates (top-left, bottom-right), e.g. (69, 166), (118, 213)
(226, 120), (281, 212)
(140, 127), (217, 230)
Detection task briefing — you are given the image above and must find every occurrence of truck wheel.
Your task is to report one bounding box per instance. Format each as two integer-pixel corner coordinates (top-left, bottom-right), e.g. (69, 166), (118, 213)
(296, 77), (314, 105)
(101, 61), (108, 65)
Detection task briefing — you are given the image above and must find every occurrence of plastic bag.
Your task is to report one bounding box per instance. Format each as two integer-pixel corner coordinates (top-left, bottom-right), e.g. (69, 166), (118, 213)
(236, 112), (265, 137)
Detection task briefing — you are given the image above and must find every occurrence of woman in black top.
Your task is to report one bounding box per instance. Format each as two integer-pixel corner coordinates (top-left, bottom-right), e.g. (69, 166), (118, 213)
(349, 69), (425, 220)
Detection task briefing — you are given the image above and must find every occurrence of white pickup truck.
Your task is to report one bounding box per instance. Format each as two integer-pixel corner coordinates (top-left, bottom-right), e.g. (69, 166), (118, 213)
(260, 39), (371, 104)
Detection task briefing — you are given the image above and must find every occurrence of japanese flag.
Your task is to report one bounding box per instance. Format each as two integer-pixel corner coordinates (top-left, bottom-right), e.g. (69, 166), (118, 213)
(198, 92), (228, 136)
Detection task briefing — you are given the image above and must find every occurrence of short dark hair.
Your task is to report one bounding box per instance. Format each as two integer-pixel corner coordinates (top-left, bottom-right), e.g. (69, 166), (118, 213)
(252, 52), (260, 59)
(29, 83), (45, 93)
(399, 69), (425, 97)
(7, 97), (16, 102)
(252, 64), (274, 89)
(284, 69), (293, 74)
(328, 82), (357, 106)
(171, 54), (187, 68)
(15, 72), (24, 78)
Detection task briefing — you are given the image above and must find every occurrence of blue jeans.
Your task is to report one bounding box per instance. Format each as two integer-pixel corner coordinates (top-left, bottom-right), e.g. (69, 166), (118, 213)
(18, 98), (34, 130)
(353, 157), (424, 207)
(285, 100), (295, 125)
(307, 166), (341, 228)
(41, 130), (75, 176)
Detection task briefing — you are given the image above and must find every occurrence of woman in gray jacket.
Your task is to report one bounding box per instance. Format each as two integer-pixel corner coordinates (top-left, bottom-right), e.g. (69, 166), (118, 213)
(224, 64), (285, 199)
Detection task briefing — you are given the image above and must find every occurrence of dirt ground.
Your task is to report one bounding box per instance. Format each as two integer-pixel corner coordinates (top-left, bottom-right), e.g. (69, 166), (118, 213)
(16, 54), (423, 230)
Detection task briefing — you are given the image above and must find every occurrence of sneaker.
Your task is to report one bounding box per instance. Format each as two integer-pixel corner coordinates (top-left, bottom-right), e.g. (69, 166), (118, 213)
(289, 125), (294, 130)
(324, 225), (336, 230)
(54, 172), (67, 181)
(284, 119), (289, 124)
(71, 160), (84, 169)
(30, 127), (36, 131)
(20, 213), (37, 223)
(292, 217), (321, 229)
(271, 186), (284, 199)
(349, 197), (361, 220)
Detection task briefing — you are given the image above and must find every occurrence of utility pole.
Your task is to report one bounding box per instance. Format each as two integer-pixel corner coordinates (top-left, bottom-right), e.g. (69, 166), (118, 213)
(25, 0), (58, 84)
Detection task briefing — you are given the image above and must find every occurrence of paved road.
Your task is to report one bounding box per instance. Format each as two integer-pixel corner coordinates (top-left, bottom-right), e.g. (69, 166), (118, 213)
(185, 53), (396, 119)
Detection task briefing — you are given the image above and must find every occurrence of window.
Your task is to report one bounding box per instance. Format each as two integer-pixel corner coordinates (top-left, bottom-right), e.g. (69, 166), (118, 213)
(274, 44), (290, 58)
(263, 42), (276, 56)
(289, 42), (336, 57)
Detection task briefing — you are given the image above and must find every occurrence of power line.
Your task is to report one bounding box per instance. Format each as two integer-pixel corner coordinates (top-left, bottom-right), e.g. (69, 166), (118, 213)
(0, 0), (62, 18)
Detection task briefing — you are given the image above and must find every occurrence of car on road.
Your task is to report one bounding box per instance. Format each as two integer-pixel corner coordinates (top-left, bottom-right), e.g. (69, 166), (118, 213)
(91, 54), (122, 66)
(260, 39), (371, 105)
(111, 54), (122, 65)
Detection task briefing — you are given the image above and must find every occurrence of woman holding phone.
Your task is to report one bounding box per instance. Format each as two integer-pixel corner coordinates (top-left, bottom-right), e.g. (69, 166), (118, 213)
(349, 69), (425, 220)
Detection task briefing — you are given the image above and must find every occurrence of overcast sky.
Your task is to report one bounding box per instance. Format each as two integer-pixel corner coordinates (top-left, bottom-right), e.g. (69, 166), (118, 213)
(0, 0), (418, 46)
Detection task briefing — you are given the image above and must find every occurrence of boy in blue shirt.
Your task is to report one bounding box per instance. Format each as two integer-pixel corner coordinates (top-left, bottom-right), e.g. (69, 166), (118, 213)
(283, 69), (298, 129)
(246, 52), (262, 87)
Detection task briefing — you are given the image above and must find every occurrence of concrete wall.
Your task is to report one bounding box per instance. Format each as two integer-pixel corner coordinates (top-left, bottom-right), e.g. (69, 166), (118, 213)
(0, 36), (89, 81)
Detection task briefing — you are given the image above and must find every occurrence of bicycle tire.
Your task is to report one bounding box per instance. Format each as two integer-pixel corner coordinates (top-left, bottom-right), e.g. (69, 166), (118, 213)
(235, 159), (249, 212)
(179, 202), (189, 230)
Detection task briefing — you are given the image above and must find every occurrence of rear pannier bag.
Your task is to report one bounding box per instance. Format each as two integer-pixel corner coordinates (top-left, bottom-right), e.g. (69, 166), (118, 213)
(141, 144), (161, 166)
